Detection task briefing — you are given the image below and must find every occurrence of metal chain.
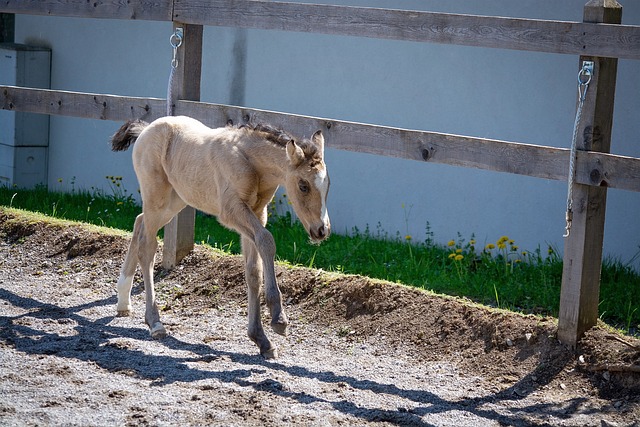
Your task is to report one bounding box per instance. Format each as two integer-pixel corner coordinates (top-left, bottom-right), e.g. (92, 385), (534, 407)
(564, 61), (593, 238)
(166, 28), (183, 117)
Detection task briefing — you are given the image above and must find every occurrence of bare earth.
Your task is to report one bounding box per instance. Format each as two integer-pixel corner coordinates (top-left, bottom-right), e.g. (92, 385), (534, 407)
(1, 208), (639, 426)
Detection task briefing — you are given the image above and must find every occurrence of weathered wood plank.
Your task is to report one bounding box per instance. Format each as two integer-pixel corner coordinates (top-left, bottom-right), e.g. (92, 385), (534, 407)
(1, 0), (173, 21)
(5, 0), (639, 59)
(177, 99), (640, 193)
(186, 101), (570, 177)
(0, 86), (165, 121)
(174, 0), (640, 60)
(577, 151), (640, 190)
(558, 0), (621, 348)
(3, 85), (640, 193)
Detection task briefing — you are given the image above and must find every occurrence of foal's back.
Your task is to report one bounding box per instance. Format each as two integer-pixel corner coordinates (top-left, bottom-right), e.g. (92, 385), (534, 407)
(132, 116), (267, 218)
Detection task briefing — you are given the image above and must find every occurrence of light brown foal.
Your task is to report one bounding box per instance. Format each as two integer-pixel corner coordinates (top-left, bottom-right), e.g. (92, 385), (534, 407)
(111, 116), (330, 358)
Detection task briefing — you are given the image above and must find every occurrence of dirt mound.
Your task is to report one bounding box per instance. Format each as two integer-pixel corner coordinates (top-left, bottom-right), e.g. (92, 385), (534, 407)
(1, 208), (639, 426)
(158, 240), (640, 401)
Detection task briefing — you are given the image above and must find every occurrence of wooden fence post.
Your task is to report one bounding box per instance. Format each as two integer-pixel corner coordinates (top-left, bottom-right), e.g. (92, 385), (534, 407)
(557, 0), (621, 347)
(162, 22), (203, 270)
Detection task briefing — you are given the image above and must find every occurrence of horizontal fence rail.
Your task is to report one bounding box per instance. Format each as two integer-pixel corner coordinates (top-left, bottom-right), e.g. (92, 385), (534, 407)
(3, 85), (640, 192)
(3, 0), (640, 59)
(2, 0), (173, 21)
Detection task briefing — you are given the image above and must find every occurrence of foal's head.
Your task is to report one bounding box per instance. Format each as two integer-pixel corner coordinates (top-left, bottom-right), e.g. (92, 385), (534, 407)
(284, 130), (331, 243)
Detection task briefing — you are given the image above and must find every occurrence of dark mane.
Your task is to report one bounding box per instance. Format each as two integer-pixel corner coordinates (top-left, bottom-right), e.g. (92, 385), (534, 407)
(240, 123), (320, 160)
(240, 123), (294, 147)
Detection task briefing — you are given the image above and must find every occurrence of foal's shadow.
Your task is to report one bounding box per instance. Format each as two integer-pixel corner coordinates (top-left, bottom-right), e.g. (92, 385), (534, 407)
(0, 288), (251, 382)
(1, 287), (437, 425)
(1, 287), (592, 426)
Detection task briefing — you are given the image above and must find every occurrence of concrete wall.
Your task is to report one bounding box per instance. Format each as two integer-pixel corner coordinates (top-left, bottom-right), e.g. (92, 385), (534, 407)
(12, 1), (640, 268)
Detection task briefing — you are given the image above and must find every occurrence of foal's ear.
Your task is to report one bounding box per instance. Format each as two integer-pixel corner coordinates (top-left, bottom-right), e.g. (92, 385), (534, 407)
(286, 140), (305, 166)
(311, 130), (324, 151)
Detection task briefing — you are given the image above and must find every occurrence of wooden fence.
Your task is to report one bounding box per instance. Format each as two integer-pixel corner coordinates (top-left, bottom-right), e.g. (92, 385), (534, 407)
(2, 0), (639, 347)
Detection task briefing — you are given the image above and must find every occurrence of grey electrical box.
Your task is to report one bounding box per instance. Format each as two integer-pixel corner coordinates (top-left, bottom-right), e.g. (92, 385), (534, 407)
(0, 43), (51, 188)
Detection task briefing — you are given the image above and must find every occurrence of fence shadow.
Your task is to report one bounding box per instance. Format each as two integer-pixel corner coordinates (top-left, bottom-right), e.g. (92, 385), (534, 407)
(0, 287), (600, 426)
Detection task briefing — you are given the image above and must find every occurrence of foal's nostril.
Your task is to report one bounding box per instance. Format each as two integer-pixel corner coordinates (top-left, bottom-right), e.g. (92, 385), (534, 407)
(310, 224), (330, 241)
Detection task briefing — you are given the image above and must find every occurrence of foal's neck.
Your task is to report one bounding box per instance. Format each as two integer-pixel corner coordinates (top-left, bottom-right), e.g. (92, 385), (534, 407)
(240, 135), (290, 183)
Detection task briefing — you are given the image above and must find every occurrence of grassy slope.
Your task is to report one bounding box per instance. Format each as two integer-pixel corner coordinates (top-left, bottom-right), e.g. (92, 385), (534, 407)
(1, 185), (638, 335)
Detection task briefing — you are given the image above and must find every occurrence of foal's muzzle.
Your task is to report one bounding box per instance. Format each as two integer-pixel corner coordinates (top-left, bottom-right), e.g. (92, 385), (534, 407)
(309, 222), (331, 242)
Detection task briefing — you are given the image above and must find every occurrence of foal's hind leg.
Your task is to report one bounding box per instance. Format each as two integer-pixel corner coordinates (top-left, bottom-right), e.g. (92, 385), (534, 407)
(138, 217), (166, 338)
(135, 190), (187, 338)
(116, 213), (144, 316)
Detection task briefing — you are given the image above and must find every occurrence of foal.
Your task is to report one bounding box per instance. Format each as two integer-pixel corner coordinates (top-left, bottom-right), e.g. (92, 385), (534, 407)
(111, 116), (330, 358)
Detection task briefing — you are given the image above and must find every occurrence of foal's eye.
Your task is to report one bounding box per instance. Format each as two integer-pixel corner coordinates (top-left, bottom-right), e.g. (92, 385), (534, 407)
(298, 180), (310, 194)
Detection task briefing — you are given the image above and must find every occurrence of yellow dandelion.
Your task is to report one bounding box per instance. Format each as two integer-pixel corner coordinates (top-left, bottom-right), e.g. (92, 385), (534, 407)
(470, 239), (476, 245)
(405, 235), (412, 241)
(485, 243), (495, 250)
(456, 248), (463, 254)
(454, 254), (464, 261)
(447, 240), (456, 247)
(448, 253), (456, 259)
(498, 243), (507, 250)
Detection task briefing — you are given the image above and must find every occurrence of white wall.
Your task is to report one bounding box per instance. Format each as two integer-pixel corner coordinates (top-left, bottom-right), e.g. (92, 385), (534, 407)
(13, 1), (640, 268)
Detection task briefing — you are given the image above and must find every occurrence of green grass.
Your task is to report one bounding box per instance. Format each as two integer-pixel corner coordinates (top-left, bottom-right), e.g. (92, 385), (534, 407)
(2, 183), (639, 336)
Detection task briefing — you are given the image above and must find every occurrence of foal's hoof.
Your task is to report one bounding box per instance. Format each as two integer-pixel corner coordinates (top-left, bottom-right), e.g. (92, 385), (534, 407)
(261, 346), (278, 359)
(150, 322), (167, 339)
(116, 310), (131, 317)
(271, 320), (288, 337)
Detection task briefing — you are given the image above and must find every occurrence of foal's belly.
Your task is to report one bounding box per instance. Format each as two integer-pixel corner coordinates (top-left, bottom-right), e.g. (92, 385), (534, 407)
(170, 179), (223, 218)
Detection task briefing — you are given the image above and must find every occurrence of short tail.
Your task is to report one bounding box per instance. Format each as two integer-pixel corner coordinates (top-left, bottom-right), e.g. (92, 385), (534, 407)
(110, 119), (149, 152)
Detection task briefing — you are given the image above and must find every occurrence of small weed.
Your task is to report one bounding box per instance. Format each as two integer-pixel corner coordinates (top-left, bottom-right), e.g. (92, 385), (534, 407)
(337, 325), (354, 338)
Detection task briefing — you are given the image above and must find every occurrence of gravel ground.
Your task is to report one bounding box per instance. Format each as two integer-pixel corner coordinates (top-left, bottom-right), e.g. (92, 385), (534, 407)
(1, 208), (639, 426)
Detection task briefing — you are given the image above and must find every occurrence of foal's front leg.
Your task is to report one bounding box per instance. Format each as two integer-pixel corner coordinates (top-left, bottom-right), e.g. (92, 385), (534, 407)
(222, 202), (288, 351)
(242, 236), (277, 358)
(255, 226), (288, 336)
(250, 209), (288, 336)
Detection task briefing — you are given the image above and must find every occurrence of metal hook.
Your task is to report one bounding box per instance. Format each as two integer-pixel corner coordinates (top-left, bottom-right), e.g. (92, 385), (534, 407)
(577, 61), (593, 102)
(170, 28), (183, 69)
(170, 28), (183, 49)
(578, 61), (593, 86)
(563, 209), (573, 238)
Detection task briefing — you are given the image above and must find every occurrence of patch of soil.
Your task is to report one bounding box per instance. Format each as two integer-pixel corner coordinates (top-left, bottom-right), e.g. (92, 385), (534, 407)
(1, 208), (639, 426)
